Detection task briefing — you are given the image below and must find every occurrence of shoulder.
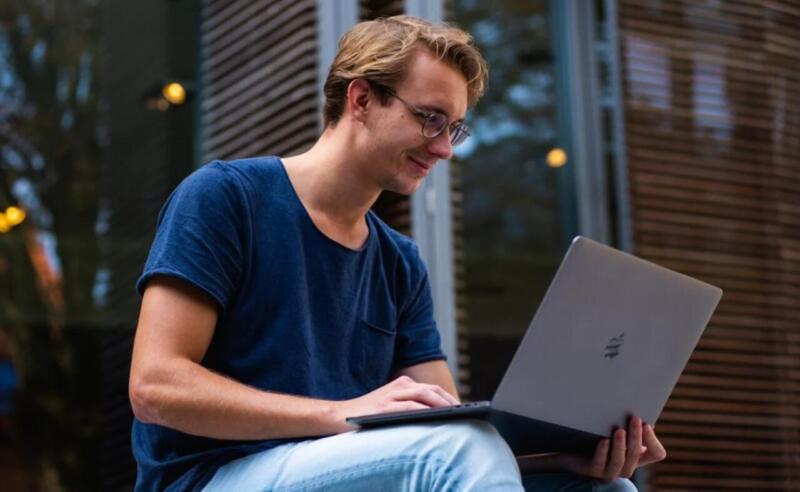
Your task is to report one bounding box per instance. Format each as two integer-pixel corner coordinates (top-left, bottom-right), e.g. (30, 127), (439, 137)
(368, 211), (427, 279)
(183, 156), (282, 190)
(168, 156), (284, 207)
(213, 155), (284, 178)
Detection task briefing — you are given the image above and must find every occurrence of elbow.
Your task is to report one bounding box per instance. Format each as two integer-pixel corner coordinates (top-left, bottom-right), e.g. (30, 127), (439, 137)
(129, 373), (164, 424)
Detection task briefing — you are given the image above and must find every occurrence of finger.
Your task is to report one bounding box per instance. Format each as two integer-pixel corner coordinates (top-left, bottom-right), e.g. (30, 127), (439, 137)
(641, 424), (667, 464)
(414, 383), (460, 406)
(619, 417), (643, 477)
(389, 400), (430, 413)
(391, 386), (454, 408)
(423, 383), (460, 406)
(590, 438), (611, 477)
(390, 375), (416, 387)
(388, 379), (459, 405)
(604, 428), (627, 480)
(347, 400), (429, 427)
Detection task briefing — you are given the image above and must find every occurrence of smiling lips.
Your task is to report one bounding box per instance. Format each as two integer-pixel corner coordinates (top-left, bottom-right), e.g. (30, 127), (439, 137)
(408, 155), (433, 174)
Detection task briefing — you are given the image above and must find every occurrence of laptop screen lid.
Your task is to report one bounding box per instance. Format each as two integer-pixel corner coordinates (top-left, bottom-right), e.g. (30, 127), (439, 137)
(492, 236), (722, 437)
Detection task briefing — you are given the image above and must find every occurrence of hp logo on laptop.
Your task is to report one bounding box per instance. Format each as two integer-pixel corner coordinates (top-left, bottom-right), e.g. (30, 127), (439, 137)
(604, 333), (626, 359)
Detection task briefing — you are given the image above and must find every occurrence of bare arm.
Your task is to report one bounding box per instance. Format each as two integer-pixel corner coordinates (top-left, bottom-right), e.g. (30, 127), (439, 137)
(129, 276), (459, 440)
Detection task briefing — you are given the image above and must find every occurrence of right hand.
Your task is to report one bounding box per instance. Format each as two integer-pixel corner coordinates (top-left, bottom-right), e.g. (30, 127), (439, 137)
(332, 375), (460, 433)
(553, 417), (666, 481)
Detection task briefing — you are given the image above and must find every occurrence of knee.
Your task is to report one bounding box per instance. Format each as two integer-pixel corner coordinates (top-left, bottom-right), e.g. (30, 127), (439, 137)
(419, 420), (523, 491)
(428, 419), (512, 458)
(441, 419), (505, 443)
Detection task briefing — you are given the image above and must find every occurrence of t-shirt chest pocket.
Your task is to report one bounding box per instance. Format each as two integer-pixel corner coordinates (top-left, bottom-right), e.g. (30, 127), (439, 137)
(356, 305), (398, 389)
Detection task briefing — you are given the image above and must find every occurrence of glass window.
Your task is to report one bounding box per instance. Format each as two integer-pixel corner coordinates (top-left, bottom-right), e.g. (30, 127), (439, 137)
(0, 0), (199, 489)
(452, 0), (578, 400)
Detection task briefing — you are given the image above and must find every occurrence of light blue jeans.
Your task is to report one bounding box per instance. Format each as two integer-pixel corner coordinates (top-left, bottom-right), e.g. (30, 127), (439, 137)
(203, 420), (637, 491)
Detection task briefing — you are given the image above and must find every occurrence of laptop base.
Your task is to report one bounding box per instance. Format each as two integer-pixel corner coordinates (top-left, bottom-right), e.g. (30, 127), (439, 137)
(347, 404), (602, 456)
(346, 401), (491, 427)
(488, 409), (602, 456)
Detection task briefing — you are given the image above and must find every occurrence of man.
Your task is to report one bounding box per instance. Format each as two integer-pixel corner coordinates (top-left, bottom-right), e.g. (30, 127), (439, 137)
(129, 15), (665, 491)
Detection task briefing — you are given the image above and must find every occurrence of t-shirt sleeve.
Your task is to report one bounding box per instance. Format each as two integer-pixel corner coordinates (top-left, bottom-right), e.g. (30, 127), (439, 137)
(136, 163), (246, 313)
(394, 253), (447, 368)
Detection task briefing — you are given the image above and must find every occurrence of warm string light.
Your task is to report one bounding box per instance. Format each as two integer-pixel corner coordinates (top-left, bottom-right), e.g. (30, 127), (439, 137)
(6, 206), (25, 225)
(0, 206), (26, 233)
(143, 81), (189, 111)
(546, 148), (568, 168)
(162, 82), (187, 105)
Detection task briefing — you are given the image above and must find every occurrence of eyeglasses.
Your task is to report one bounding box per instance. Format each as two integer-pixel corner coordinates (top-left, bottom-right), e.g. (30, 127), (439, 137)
(371, 82), (471, 147)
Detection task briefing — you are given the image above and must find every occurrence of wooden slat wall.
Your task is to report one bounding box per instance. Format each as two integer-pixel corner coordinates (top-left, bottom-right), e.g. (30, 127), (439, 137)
(449, 156), (472, 396)
(201, 0), (318, 160)
(618, 1), (800, 490)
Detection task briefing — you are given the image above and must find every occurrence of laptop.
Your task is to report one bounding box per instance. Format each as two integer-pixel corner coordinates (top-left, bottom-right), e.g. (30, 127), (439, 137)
(346, 236), (723, 455)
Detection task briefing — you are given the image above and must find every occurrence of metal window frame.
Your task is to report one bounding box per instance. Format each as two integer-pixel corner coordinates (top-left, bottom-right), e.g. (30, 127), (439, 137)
(551, 0), (632, 251)
(604, 0), (633, 253)
(551, 0), (611, 245)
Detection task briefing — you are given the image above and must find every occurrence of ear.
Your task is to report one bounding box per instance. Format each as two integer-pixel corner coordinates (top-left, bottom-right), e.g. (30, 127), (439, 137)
(346, 79), (372, 125)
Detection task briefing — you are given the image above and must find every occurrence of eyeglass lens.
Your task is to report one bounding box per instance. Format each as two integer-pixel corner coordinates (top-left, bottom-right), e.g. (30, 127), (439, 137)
(423, 114), (469, 146)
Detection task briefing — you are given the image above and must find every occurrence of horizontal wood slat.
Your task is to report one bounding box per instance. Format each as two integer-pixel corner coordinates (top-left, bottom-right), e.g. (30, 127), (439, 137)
(203, 4), (317, 91)
(201, 0), (318, 161)
(202, 0), (252, 34)
(620, 0), (800, 489)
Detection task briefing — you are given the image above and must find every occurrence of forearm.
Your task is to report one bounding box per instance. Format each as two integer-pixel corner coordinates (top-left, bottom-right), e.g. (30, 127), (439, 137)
(130, 358), (345, 440)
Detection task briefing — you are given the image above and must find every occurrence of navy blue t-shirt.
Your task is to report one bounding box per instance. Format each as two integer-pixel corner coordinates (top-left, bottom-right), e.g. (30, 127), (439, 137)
(133, 157), (446, 491)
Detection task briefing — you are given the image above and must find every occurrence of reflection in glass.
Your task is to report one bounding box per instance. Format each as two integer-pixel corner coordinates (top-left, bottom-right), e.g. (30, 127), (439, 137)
(453, 0), (575, 400)
(0, 0), (198, 489)
(0, 0), (107, 489)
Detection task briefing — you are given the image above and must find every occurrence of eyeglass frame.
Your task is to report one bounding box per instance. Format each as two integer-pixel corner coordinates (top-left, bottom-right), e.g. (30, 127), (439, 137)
(368, 81), (471, 147)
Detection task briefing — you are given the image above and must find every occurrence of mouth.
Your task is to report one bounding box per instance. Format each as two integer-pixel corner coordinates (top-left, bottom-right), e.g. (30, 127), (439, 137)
(408, 155), (433, 174)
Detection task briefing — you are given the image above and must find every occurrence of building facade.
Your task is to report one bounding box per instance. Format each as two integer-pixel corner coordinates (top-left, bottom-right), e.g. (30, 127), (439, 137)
(0, 0), (797, 490)
(201, 1), (800, 490)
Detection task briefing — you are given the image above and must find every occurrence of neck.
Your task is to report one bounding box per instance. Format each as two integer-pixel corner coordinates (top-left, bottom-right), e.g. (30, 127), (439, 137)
(281, 126), (381, 230)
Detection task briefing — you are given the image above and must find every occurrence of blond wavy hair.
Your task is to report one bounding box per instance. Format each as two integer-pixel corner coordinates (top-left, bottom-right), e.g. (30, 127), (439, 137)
(322, 15), (488, 127)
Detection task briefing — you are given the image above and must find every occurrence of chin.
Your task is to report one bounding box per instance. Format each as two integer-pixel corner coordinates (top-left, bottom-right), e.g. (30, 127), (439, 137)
(389, 179), (423, 196)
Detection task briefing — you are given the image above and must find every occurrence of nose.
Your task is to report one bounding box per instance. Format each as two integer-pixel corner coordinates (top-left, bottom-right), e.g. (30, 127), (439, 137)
(427, 129), (453, 161)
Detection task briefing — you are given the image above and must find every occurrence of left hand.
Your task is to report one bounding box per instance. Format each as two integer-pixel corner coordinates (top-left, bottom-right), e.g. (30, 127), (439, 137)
(555, 416), (667, 481)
